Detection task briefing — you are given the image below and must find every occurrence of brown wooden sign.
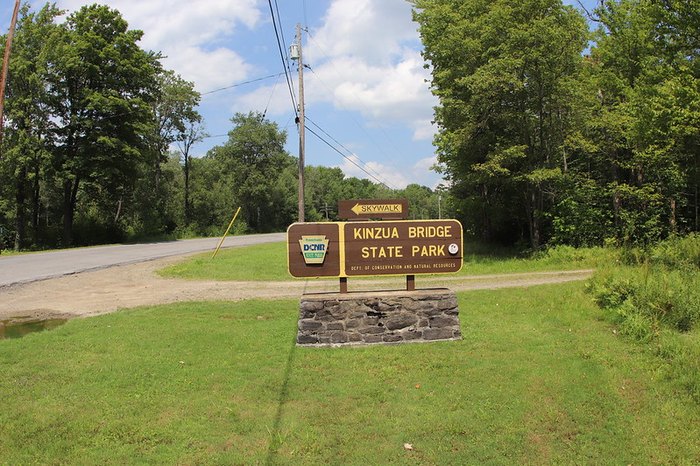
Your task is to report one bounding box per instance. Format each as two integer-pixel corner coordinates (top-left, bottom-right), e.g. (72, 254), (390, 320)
(343, 220), (462, 276)
(338, 199), (409, 220)
(287, 219), (463, 278)
(287, 223), (341, 278)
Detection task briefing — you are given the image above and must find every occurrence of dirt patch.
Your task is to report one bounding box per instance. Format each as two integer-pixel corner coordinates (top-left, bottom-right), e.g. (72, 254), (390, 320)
(0, 254), (593, 322)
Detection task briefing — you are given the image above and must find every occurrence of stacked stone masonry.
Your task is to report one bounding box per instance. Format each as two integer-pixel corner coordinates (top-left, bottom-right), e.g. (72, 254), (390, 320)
(297, 288), (461, 346)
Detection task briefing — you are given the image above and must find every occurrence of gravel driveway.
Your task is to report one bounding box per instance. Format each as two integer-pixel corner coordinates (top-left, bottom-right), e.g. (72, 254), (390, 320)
(0, 250), (593, 324)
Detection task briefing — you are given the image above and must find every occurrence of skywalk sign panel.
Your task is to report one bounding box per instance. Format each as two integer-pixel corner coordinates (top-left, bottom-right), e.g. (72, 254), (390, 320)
(338, 199), (409, 220)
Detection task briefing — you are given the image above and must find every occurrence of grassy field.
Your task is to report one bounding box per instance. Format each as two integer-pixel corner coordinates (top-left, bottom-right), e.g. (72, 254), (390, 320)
(2, 283), (699, 464)
(159, 241), (611, 281)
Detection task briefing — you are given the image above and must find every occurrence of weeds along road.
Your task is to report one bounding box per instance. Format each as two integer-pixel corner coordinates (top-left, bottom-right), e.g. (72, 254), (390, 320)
(0, 233), (285, 288)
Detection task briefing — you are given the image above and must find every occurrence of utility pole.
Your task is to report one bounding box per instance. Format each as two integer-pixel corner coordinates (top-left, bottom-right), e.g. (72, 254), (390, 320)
(293, 23), (306, 223)
(0, 0), (21, 156)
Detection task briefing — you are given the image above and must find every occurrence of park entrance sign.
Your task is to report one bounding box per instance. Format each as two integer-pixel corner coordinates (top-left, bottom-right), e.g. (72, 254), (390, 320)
(287, 219), (463, 278)
(290, 202), (463, 347)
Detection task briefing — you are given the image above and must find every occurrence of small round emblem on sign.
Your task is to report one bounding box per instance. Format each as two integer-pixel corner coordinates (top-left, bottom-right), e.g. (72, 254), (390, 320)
(448, 243), (459, 255)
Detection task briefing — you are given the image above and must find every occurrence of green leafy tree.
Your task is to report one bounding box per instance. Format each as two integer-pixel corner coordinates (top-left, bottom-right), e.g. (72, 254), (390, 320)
(204, 112), (296, 232)
(46, 4), (160, 245)
(0, 4), (62, 249)
(414, 0), (588, 248)
(176, 120), (206, 226)
(570, 0), (699, 244)
(150, 70), (202, 229)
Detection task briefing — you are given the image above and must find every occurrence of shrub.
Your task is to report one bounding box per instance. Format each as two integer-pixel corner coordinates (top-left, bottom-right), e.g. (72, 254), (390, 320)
(588, 234), (700, 402)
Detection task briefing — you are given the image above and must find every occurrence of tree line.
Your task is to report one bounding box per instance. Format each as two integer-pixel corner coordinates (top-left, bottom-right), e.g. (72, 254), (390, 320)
(414, 0), (699, 248)
(0, 3), (445, 251)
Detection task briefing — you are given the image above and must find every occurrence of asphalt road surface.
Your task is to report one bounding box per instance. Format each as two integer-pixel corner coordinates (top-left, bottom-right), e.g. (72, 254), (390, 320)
(0, 233), (285, 288)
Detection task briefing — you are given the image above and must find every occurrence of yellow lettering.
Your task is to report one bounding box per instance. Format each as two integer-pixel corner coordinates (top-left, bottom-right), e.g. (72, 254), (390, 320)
(361, 246), (405, 259)
(410, 244), (447, 257)
(353, 227), (400, 240)
(408, 225), (452, 238)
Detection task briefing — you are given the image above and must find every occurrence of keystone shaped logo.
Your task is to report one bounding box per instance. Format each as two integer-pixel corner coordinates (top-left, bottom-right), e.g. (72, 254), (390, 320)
(299, 235), (329, 265)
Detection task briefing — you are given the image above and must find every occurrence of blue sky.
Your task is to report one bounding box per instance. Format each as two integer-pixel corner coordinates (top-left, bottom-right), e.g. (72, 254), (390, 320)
(2, 0), (597, 189)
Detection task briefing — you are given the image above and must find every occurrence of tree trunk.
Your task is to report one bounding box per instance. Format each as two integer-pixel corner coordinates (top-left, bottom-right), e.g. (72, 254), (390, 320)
(481, 184), (492, 242)
(613, 189), (621, 232)
(184, 154), (190, 225)
(524, 188), (541, 250)
(670, 198), (677, 233)
(62, 177), (79, 246)
(31, 161), (40, 246)
(14, 166), (27, 251)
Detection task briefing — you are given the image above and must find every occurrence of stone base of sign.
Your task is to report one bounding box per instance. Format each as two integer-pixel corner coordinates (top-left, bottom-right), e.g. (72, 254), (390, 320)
(297, 288), (461, 347)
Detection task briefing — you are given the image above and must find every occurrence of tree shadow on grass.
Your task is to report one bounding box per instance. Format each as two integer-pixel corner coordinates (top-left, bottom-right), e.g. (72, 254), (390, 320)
(265, 332), (298, 465)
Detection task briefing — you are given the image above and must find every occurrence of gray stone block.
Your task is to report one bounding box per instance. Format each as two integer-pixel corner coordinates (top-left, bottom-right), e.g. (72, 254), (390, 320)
(300, 300), (325, 312)
(363, 334), (383, 344)
(437, 297), (459, 310)
(423, 328), (456, 341)
(345, 319), (361, 329)
(298, 289), (461, 347)
(383, 334), (403, 343)
(330, 332), (349, 343)
(299, 320), (322, 331)
(429, 315), (459, 328)
(326, 322), (344, 331)
(358, 326), (386, 335)
(401, 330), (422, 340)
(297, 334), (319, 344)
(385, 313), (418, 330)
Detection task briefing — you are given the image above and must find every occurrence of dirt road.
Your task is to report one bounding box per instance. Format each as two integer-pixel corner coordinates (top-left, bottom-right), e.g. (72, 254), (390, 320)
(0, 253), (593, 324)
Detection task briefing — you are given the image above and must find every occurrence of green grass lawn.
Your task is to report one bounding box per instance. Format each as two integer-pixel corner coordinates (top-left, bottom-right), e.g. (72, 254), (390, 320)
(2, 282), (699, 464)
(159, 241), (611, 281)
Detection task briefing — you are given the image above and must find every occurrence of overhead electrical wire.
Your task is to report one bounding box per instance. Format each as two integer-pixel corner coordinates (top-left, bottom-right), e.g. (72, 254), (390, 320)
(262, 72), (283, 119)
(305, 116), (397, 189)
(304, 121), (398, 190)
(200, 73), (285, 97)
(267, 0), (298, 118)
(304, 32), (408, 177)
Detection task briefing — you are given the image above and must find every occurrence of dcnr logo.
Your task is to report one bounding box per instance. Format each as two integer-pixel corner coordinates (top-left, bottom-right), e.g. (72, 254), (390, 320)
(298, 236), (329, 265)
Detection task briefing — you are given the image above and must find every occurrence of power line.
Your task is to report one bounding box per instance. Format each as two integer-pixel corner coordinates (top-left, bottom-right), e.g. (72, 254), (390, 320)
(304, 122), (398, 190)
(304, 32), (409, 177)
(262, 73), (283, 118)
(267, 0), (298, 118)
(305, 116), (394, 188)
(200, 73), (285, 96)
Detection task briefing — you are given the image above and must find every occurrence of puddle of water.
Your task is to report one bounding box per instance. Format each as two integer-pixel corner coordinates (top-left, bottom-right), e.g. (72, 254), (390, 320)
(0, 318), (68, 340)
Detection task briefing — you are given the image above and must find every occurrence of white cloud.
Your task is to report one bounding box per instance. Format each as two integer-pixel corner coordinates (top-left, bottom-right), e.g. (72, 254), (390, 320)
(250, 0), (437, 141)
(336, 154), (441, 190)
(336, 154), (410, 189)
(231, 78), (292, 117)
(307, 0), (420, 65)
(166, 46), (252, 94)
(307, 49), (435, 140)
(49, 0), (260, 92)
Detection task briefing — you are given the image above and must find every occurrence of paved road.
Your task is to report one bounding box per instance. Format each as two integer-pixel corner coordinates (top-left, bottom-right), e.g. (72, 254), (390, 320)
(0, 233), (285, 288)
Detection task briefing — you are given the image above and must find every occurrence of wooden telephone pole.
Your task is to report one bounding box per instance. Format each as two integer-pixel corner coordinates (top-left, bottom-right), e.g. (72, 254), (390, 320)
(0, 0), (22, 155)
(294, 23), (306, 223)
